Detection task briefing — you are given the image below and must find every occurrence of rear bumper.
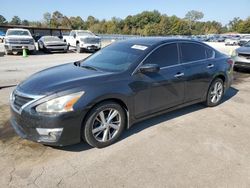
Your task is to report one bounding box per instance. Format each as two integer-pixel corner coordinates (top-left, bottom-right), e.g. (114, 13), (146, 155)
(233, 55), (250, 68)
(10, 106), (86, 146)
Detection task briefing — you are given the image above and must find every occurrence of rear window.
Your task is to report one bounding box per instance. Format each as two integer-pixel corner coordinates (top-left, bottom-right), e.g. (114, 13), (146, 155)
(180, 43), (206, 63)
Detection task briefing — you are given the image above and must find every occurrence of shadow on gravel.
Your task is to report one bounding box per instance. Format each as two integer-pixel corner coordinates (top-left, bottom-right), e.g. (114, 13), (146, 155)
(233, 69), (250, 85)
(59, 86), (238, 152)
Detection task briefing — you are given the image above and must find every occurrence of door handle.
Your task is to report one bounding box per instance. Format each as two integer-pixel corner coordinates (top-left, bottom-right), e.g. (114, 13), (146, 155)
(207, 64), (214, 69)
(174, 72), (184, 78)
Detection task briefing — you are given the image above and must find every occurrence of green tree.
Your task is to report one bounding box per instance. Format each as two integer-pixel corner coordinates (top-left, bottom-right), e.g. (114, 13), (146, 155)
(0, 15), (7, 24)
(21, 20), (29, 26)
(185, 10), (204, 31)
(69, 16), (86, 29)
(43, 12), (51, 27)
(10, 16), (21, 25)
(50, 11), (64, 28)
(228, 17), (243, 32)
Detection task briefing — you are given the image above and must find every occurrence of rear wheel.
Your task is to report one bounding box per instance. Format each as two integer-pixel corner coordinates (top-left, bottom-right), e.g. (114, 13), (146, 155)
(205, 78), (224, 107)
(83, 101), (126, 148)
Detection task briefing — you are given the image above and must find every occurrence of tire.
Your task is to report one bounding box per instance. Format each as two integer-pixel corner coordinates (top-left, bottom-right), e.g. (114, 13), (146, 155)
(76, 43), (82, 53)
(205, 78), (224, 107)
(83, 101), (126, 148)
(5, 49), (11, 55)
(29, 50), (36, 55)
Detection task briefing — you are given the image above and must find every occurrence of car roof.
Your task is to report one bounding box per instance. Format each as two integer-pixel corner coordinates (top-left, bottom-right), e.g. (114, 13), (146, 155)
(121, 37), (203, 46)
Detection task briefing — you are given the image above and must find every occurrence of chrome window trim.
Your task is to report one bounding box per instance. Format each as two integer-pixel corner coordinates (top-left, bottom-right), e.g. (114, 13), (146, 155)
(178, 41), (216, 64)
(10, 89), (45, 115)
(132, 40), (217, 75)
(132, 41), (180, 75)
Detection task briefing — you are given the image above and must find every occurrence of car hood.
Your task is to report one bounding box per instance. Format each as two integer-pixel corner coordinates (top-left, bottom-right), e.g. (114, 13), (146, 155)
(236, 47), (250, 54)
(17, 63), (113, 95)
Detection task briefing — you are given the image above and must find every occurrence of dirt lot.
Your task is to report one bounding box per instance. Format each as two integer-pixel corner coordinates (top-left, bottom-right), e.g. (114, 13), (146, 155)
(0, 42), (250, 188)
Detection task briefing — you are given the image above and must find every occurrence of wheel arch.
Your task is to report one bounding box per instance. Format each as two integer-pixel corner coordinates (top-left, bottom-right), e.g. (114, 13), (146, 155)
(81, 97), (130, 132)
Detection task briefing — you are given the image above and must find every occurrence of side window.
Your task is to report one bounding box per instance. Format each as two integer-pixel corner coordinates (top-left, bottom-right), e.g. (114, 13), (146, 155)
(144, 43), (179, 67)
(180, 43), (206, 63)
(206, 47), (215, 59)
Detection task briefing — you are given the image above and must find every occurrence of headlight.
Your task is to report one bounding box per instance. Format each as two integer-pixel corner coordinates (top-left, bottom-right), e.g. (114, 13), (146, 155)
(4, 38), (10, 43)
(80, 38), (85, 42)
(36, 91), (84, 114)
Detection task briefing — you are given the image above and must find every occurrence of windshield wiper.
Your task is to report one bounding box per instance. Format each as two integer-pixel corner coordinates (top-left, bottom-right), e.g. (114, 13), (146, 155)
(74, 61), (99, 71)
(81, 65), (98, 71)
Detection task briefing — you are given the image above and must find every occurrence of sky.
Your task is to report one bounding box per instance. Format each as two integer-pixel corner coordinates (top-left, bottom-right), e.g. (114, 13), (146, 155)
(0, 0), (249, 25)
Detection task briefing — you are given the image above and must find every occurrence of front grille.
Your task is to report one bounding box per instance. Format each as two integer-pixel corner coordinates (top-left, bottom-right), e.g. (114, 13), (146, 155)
(13, 93), (34, 111)
(46, 44), (66, 47)
(239, 53), (250, 59)
(84, 38), (100, 44)
(8, 39), (33, 44)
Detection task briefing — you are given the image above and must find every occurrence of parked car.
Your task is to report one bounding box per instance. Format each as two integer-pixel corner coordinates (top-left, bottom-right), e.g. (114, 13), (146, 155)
(0, 31), (5, 43)
(63, 30), (101, 53)
(225, 37), (240, 46)
(238, 35), (250, 46)
(38, 36), (68, 53)
(10, 38), (233, 148)
(4, 28), (36, 55)
(232, 41), (250, 70)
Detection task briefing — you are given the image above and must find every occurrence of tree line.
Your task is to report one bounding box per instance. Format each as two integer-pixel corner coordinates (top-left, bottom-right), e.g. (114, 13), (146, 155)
(0, 10), (249, 35)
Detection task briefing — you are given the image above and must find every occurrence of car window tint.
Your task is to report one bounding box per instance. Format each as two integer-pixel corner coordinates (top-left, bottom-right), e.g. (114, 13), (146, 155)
(206, 47), (215, 59)
(180, 43), (206, 63)
(144, 43), (179, 67)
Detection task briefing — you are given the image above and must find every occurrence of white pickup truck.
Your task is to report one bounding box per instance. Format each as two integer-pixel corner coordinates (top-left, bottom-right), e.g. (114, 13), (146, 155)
(4, 28), (36, 55)
(63, 30), (101, 53)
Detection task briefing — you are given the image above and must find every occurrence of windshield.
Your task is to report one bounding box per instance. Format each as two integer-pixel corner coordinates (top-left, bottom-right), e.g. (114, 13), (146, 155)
(43, 36), (62, 42)
(7, 30), (30, 36)
(244, 41), (250, 47)
(80, 42), (149, 72)
(77, 31), (95, 37)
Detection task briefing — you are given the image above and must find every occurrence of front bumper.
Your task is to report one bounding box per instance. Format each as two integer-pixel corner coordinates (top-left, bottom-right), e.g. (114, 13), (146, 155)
(233, 55), (250, 68)
(5, 43), (35, 51)
(80, 42), (101, 50)
(45, 45), (68, 51)
(10, 106), (86, 146)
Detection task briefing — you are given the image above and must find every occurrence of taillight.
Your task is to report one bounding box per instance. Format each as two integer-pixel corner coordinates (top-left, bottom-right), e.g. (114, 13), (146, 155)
(227, 59), (234, 65)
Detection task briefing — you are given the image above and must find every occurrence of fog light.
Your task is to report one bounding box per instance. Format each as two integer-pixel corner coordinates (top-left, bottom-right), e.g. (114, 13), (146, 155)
(36, 128), (63, 142)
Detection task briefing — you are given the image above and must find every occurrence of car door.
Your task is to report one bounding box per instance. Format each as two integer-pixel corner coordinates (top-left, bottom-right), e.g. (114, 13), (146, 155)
(179, 42), (216, 103)
(133, 43), (185, 118)
(69, 31), (75, 46)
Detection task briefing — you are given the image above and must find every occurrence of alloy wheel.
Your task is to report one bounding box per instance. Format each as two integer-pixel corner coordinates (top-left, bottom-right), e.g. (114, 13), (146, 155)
(210, 82), (223, 104)
(92, 108), (121, 142)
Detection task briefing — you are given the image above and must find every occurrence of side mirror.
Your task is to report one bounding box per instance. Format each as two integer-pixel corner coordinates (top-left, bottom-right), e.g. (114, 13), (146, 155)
(73, 34), (76, 38)
(139, 64), (160, 73)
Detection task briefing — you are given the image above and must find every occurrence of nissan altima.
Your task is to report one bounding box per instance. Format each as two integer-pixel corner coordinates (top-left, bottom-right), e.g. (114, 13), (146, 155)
(10, 38), (234, 148)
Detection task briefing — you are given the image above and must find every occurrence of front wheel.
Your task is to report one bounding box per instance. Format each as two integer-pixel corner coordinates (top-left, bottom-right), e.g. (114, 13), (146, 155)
(205, 78), (224, 107)
(83, 101), (126, 148)
(76, 43), (82, 53)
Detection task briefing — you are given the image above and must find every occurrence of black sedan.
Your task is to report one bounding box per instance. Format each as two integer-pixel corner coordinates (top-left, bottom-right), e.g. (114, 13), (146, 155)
(10, 38), (233, 148)
(38, 36), (68, 53)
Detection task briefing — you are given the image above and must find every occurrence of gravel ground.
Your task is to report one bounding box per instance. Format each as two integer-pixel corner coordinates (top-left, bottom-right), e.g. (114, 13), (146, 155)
(0, 41), (250, 188)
